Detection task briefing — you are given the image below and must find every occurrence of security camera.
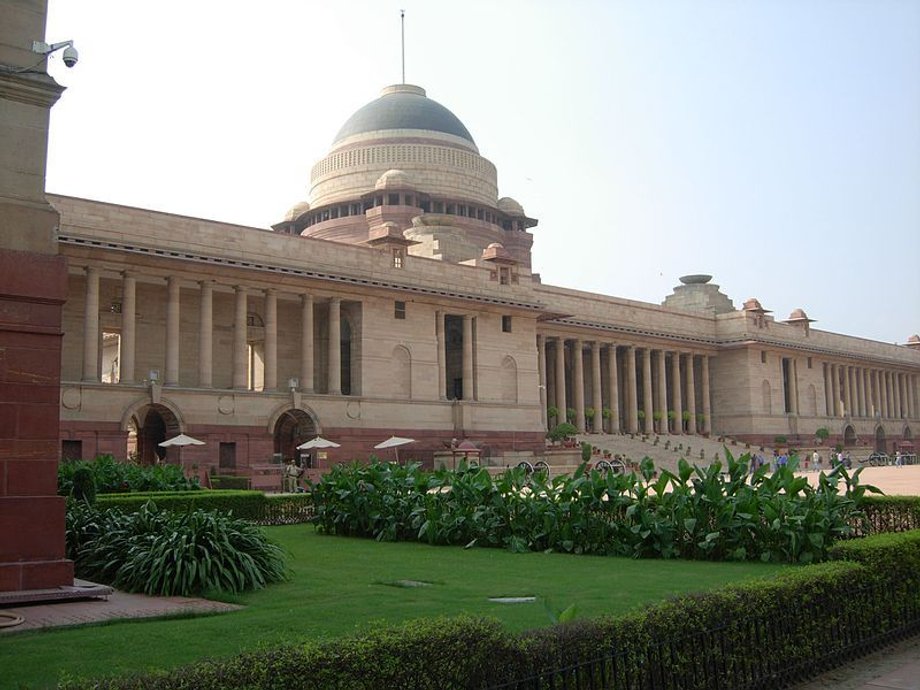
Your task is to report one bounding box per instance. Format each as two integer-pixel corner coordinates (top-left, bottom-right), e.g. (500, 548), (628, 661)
(62, 45), (79, 68)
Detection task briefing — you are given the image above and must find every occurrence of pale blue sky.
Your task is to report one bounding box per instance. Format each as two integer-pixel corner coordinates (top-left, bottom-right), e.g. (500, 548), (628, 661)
(44, 1), (919, 344)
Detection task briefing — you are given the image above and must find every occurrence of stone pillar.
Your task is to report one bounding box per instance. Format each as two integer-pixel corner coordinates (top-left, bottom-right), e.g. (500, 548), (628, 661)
(264, 289), (277, 392)
(460, 314), (474, 401)
(232, 286), (248, 390)
(894, 372), (903, 419)
(642, 347), (653, 434)
(165, 276), (180, 386)
(872, 369), (880, 417)
(300, 294), (314, 392)
(537, 335), (547, 429)
(591, 342), (603, 433)
(607, 344), (621, 433)
(844, 365), (853, 416)
(555, 337), (567, 419)
(671, 351), (683, 433)
(656, 349), (668, 433)
(573, 339), (585, 432)
(882, 371), (891, 418)
(82, 266), (100, 381)
(120, 272), (136, 384)
(701, 355), (712, 434)
(831, 364), (840, 417)
(328, 297), (342, 395)
(790, 358), (800, 415)
(198, 281), (213, 388)
(685, 353), (697, 434)
(626, 345), (638, 433)
(823, 364), (833, 416)
(857, 368), (866, 417)
(436, 311), (446, 399)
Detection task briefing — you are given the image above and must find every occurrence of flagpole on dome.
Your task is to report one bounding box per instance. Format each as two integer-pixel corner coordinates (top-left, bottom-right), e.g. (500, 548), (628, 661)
(400, 9), (406, 84)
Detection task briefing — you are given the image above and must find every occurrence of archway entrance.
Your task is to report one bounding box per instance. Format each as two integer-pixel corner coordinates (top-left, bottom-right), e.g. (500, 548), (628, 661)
(875, 426), (886, 453)
(843, 425), (857, 448)
(273, 409), (316, 465)
(133, 404), (181, 465)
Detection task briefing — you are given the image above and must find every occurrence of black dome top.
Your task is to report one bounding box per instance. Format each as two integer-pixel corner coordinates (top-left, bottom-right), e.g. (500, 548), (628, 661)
(333, 84), (475, 147)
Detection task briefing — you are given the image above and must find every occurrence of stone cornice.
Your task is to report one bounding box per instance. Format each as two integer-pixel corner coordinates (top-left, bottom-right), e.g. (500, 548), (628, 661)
(0, 68), (64, 107)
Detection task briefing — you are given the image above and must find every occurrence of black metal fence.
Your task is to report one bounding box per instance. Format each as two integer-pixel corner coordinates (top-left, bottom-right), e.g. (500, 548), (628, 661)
(488, 580), (920, 690)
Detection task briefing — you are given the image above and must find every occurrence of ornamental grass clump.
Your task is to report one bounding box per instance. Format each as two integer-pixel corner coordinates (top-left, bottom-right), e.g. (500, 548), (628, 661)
(65, 501), (287, 596)
(312, 452), (875, 564)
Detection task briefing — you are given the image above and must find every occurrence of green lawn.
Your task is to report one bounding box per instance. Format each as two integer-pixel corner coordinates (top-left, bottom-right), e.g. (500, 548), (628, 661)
(3, 525), (789, 689)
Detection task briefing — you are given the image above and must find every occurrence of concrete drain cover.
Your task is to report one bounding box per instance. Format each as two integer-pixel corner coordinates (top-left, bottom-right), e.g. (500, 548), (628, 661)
(488, 596), (536, 604)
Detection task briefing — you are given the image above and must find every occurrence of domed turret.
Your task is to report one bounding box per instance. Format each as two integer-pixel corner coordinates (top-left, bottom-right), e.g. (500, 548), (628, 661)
(282, 200), (311, 223)
(375, 169), (414, 191)
(497, 197), (525, 216)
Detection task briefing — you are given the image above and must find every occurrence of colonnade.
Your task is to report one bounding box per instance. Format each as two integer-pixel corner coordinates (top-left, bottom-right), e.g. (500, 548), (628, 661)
(79, 268), (341, 394)
(823, 362), (919, 421)
(538, 335), (712, 435)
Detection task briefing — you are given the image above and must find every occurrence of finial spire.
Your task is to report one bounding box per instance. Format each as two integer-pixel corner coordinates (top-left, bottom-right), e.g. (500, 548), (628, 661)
(400, 9), (406, 84)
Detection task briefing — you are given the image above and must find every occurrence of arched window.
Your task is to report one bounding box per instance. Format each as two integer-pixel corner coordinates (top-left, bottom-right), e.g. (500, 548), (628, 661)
(391, 346), (411, 399)
(761, 380), (772, 415)
(500, 356), (518, 403)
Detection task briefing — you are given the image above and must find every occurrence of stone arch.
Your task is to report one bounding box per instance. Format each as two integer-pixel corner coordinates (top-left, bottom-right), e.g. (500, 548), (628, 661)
(120, 396), (186, 433)
(843, 424), (858, 448)
(761, 380), (772, 415)
(273, 408), (317, 463)
(127, 403), (183, 465)
(874, 425), (886, 452)
(903, 425), (913, 441)
(806, 384), (818, 417)
(391, 345), (411, 399)
(500, 355), (518, 403)
(266, 402), (320, 435)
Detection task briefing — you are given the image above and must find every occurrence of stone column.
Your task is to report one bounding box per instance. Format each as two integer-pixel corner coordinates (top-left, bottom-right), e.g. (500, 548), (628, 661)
(573, 339), (585, 432)
(685, 353), (697, 434)
(537, 335), (547, 429)
(642, 347), (653, 434)
(882, 371), (891, 418)
(300, 294), (314, 393)
(82, 266), (100, 382)
(555, 337), (567, 419)
(656, 349), (668, 433)
(671, 351), (683, 433)
(165, 276), (180, 386)
(591, 342), (603, 433)
(823, 364), (833, 416)
(857, 368), (866, 417)
(626, 345), (638, 433)
(607, 344), (621, 433)
(701, 355), (712, 434)
(462, 314), (474, 401)
(830, 364), (840, 417)
(197, 281), (213, 388)
(120, 272), (136, 384)
(895, 372), (903, 419)
(232, 286), (248, 390)
(436, 311), (446, 399)
(264, 289), (277, 392)
(844, 365), (854, 416)
(790, 358), (800, 415)
(328, 297), (342, 395)
(872, 369), (880, 417)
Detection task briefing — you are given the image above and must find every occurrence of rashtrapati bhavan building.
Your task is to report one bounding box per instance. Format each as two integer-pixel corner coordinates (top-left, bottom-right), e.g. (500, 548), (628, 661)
(52, 84), (920, 480)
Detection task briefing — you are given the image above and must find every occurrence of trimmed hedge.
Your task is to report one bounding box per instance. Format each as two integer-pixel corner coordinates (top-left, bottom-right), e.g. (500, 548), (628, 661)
(94, 490), (313, 525)
(96, 490), (268, 519)
(61, 533), (920, 689)
(858, 495), (920, 536)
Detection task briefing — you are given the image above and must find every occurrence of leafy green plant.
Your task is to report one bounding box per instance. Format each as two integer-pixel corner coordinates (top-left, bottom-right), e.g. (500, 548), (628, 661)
(546, 422), (578, 444)
(566, 408), (577, 423)
(584, 407), (596, 422)
(774, 435), (788, 445)
(65, 501), (287, 596)
(581, 442), (593, 463)
(547, 405), (559, 423)
(816, 427), (830, 443)
(59, 454), (200, 495)
(70, 466), (96, 504)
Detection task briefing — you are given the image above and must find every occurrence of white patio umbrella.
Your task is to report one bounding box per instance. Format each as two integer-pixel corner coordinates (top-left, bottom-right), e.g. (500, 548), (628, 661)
(296, 436), (341, 450)
(159, 433), (206, 448)
(373, 436), (416, 462)
(158, 433), (205, 464)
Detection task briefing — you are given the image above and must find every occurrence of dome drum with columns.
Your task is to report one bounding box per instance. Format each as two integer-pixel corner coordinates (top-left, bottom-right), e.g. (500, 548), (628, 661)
(273, 84), (537, 267)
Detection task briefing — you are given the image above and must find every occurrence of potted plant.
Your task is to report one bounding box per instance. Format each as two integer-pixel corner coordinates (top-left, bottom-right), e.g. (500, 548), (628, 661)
(681, 410), (691, 431)
(546, 422), (578, 446)
(566, 408), (577, 424)
(602, 406), (612, 432)
(584, 407), (596, 430)
(667, 410), (676, 432)
(547, 405), (559, 425)
(815, 427), (830, 445)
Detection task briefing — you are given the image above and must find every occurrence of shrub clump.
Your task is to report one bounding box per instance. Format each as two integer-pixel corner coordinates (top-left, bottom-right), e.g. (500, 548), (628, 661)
(66, 501), (287, 596)
(58, 454), (200, 495)
(312, 452), (873, 563)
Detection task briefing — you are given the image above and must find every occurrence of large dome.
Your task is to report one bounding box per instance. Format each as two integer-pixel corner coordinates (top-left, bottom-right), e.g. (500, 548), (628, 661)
(333, 84), (475, 146)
